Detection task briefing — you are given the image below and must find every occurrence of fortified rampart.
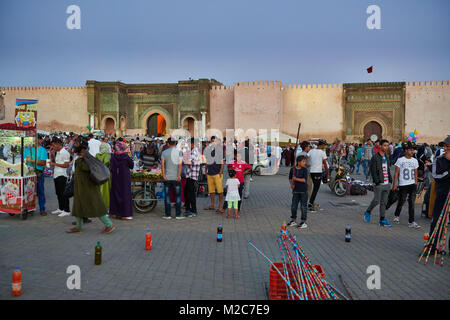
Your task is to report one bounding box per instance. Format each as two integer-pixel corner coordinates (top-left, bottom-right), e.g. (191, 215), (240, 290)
(0, 86), (88, 133)
(405, 81), (450, 143)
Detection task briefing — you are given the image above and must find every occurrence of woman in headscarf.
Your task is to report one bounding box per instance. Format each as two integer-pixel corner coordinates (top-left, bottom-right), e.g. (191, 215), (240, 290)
(96, 142), (112, 209)
(109, 141), (134, 220)
(66, 137), (115, 234)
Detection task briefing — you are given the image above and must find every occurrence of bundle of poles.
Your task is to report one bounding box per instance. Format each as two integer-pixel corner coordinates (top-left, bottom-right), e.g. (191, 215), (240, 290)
(249, 225), (349, 300)
(418, 192), (450, 266)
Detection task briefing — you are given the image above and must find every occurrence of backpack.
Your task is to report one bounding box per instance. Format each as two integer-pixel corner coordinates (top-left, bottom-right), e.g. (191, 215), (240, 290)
(350, 184), (367, 195)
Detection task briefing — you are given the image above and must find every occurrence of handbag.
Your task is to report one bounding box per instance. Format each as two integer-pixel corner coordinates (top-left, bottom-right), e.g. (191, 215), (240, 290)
(64, 176), (74, 198)
(83, 151), (110, 185)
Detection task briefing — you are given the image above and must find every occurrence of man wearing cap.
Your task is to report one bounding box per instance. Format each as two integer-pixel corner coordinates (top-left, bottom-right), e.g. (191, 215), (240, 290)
(427, 135), (450, 254)
(24, 134), (48, 216)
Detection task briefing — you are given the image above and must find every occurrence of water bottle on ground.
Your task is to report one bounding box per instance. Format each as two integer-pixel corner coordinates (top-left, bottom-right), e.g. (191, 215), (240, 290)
(217, 224), (223, 242)
(423, 233), (429, 247)
(345, 224), (351, 242)
(95, 241), (102, 265)
(12, 267), (22, 297)
(146, 229), (152, 251)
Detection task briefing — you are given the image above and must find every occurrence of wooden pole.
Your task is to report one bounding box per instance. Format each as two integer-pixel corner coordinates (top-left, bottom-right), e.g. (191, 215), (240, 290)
(294, 123), (301, 158)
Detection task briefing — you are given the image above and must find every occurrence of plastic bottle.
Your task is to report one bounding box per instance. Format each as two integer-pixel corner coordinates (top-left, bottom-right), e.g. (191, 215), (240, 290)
(12, 267), (22, 297)
(281, 221), (287, 233)
(95, 241), (102, 265)
(217, 224), (223, 242)
(345, 224), (351, 242)
(145, 229), (152, 251)
(423, 233), (429, 247)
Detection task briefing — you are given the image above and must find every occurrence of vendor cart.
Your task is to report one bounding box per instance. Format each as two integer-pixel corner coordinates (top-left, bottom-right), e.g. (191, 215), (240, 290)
(131, 171), (164, 213)
(0, 123), (38, 220)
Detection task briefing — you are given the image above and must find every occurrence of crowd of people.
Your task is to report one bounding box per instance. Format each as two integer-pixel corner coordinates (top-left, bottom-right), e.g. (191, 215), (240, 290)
(285, 136), (450, 255)
(21, 132), (272, 233)
(16, 130), (450, 255)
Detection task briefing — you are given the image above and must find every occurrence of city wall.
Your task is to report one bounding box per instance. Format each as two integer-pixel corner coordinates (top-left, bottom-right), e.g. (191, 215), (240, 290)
(405, 81), (450, 144)
(0, 86), (88, 133)
(282, 83), (343, 142)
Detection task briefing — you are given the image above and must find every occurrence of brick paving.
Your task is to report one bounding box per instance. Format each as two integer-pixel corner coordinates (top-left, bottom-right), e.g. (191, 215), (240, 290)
(0, 167), (449, 300)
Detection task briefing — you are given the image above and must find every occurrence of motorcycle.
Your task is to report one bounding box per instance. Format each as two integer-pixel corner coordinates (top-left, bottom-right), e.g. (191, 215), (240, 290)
(328, 162), (350, 197)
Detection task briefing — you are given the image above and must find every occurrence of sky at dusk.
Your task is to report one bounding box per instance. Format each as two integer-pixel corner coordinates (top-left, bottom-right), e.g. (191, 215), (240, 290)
(1, 0), (449, 86)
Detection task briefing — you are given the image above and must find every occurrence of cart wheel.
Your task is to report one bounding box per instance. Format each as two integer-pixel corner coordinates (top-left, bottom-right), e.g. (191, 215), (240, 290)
(254, 166), (262, 176)
(133, 190), (157, 213)
(21, 211), (28, 220)
(8, 213), (15, 217)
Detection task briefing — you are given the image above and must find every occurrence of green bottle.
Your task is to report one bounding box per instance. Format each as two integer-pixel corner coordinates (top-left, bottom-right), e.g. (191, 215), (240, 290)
(95, 241), (102, 265)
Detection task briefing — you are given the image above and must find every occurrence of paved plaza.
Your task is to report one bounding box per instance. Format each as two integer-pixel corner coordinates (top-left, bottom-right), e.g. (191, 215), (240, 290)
(1, 167), (449, 300)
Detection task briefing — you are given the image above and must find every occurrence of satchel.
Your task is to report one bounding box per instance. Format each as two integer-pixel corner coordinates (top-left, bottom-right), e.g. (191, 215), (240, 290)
(83, 151), (110, 186)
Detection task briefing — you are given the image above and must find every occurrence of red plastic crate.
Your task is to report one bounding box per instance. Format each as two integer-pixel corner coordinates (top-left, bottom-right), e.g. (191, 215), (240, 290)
(269, 262), (325, 300)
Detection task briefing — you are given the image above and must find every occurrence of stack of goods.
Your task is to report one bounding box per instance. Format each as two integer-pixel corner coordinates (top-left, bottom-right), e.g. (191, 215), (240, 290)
(249, 225), (348, 300)
(419, 193), (450, 266)
(131, 169), (163, 182)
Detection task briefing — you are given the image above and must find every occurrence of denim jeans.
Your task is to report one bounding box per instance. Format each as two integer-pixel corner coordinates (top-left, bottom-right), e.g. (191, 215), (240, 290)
(367, 184), (390, 220)
(394, 184), (417, 223)
(37, 173), (46, 211)
(164, 180), (181, 217)
(362, 160), (370, 179)
(291, 192), (308, 222)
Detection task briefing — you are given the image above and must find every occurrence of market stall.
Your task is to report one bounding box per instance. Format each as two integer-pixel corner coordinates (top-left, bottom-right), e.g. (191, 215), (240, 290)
(131, 170), (164, 213)
(0, 124), (37, 220)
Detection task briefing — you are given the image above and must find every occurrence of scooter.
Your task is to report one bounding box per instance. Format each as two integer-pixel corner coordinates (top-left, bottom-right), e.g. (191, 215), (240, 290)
(252, 154), (270, 176)
(328, 162), (350, 197)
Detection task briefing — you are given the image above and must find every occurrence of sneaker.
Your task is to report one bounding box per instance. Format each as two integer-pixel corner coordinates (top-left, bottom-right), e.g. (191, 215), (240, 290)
(185, 212), (193, 218)
(287, 220), (297, 227)
(393, 216), (400, 224)
(408, 222), (421, 229)
(162, 216), (172, 220)
(175, 216), (185, 220)
(58, 211), (71, 217)
(379, 219), (392, 227)
(191, 212), (198, 217)
(308, 204), (317, 213)
(364, 211), (371, 223)
(102, 225), (116, 234)
(297, 222), (308, 229)
(51, 209), (63, 215)
(250, 178), (253, 182)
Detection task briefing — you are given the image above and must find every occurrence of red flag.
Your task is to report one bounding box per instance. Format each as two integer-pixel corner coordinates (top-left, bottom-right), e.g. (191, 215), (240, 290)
(367, 66), (373, 73)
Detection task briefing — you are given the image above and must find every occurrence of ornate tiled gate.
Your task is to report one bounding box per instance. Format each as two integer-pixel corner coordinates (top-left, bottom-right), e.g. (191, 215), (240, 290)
(343, 82), (405, 142)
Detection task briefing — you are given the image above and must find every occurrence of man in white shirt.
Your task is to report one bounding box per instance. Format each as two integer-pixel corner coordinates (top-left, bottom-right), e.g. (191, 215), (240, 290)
(307, 140), (330, 211)
(49, 138), (71, 216)
(88, 134), (101, 157)
(392, 143), (420, 228)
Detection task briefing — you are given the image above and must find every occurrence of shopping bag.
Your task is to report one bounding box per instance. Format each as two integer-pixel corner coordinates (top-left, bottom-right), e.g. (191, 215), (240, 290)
(63, 176), (74, 198)
(83, 151), (110, 185)
(386, 189), (399, 210)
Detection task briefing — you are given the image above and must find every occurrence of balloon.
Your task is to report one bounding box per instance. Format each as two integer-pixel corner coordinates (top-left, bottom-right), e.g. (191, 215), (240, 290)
(408, 136), (413, 141)
(409, 132), (414, 137)
(414, 134), (418, 139)
(414, 129), (419, 135)
(413, 139), (417, 143)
